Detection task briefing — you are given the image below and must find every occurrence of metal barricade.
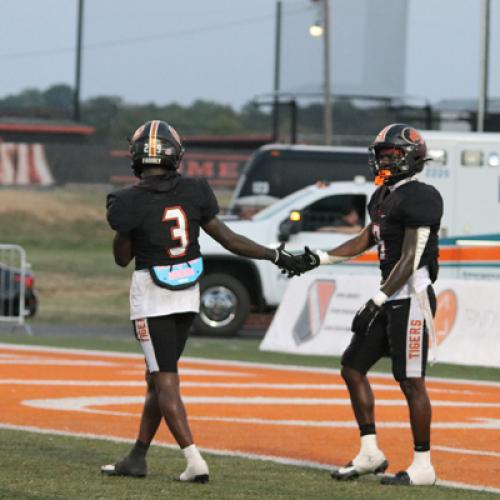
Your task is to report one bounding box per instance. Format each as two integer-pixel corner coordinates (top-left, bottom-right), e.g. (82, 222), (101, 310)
(0, 244), (32, 334)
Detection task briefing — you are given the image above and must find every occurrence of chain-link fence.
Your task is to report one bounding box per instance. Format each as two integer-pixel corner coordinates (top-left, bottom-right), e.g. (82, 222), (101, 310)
(0, 244), (34, 334)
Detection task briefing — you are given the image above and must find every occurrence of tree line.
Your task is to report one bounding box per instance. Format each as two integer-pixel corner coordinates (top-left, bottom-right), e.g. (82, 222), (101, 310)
(0, 84), (437, 146)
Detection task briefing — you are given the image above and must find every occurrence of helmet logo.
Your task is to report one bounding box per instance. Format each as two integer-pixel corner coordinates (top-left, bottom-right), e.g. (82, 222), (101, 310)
(375, 125), (392, 142)
(402, 127), (424, 145)
(131, 124), (146, 142)
(168, 125), (181, 146)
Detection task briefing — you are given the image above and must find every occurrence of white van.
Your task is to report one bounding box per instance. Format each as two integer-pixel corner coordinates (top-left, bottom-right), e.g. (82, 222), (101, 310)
(228, 144), (368, 217)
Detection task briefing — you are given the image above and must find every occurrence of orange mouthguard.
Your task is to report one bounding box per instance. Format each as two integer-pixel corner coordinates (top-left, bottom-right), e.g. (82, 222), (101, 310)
(374, 169), (391, 186)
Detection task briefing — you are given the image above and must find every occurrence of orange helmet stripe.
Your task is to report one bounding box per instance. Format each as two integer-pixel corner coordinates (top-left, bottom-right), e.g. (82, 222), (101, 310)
(149, 120), (159, 157)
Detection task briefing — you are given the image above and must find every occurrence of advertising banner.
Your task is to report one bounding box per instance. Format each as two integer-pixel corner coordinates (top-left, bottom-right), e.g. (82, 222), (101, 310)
(260, 274), (500, 368)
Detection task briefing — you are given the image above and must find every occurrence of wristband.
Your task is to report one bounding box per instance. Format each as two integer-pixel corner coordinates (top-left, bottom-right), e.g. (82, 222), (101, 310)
(316, 250), (349, 265)
(371, 290), (388, 306)
(273, 248), (279, 263)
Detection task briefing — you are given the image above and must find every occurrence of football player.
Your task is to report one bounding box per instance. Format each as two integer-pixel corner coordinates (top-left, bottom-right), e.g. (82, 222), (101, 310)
(101, 120), (301, 483)
(293, 124), (443, 486)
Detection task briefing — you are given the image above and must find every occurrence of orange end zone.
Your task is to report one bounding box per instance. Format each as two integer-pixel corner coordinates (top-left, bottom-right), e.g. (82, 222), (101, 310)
(0, 344), (498, 492)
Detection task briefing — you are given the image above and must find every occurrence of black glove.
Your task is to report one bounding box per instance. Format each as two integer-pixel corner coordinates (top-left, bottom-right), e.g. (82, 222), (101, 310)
(291, 246), (321, 273)
(273, 244), (303, 278)
(351, 299), (381, 335)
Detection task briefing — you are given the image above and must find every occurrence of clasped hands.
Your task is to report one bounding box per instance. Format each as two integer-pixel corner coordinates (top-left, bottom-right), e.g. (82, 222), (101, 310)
(273, 244), (320, 278)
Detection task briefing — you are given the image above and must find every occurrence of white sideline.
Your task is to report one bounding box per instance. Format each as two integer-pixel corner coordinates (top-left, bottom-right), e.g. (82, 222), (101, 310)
(0, 342), (499, 388)
(0, 378), (480, 395)
(0, 423), (499, 495)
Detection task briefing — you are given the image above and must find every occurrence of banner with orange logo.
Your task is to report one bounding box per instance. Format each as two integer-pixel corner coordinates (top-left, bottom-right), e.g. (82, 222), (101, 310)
(261, 274), (500, 368)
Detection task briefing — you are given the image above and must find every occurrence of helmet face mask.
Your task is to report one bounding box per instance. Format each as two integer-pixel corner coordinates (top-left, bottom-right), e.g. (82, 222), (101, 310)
(368, 124), (428, 186)
(129, 120), (185, 177)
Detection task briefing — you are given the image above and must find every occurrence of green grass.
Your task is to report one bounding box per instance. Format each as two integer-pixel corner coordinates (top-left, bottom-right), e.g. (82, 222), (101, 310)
(0, 429), (496, 500)
(0, 188), (130, 325)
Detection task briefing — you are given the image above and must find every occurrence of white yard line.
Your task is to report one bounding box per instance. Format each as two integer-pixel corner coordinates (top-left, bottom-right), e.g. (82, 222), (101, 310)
(1, 342), (499, 387)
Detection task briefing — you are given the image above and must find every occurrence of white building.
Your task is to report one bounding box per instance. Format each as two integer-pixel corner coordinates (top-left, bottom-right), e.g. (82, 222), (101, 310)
(280, 0), (408, 98)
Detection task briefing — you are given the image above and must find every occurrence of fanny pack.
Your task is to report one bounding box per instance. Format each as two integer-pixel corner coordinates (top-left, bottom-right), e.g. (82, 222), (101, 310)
(149, 257), (203, 290)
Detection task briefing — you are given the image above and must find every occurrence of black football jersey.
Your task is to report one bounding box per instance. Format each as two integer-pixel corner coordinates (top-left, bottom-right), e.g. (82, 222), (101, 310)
(106, 173), (219, 270)
(367, 180), (443, 280)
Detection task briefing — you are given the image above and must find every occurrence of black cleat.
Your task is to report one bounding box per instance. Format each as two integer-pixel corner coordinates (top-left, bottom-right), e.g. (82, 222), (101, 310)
(101, 455), (147, 478)
(381, 471), (411, 486)
(331, 458), (388, 481)
(177, 460), (210, 483)
(381, 467), (436, 486)
(191, 474), (209, 484)
(175, 473), (210, 484)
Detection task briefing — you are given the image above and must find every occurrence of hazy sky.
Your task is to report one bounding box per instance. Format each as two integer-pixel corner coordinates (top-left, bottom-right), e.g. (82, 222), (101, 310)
(1, 0), (498, 109)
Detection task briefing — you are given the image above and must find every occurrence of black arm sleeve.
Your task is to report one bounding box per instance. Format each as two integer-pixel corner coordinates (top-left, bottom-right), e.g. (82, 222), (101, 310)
(106, 191), (141, 233)
(399, 187), (443, 228)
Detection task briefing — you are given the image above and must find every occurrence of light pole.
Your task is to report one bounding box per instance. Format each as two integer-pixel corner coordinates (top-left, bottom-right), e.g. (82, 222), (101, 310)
(272, 1), (282, 142)
(74, 0), (84, 122)
(477, 0), (490, 132)
(322, 0), (332, 145)
(309, 0), (332, 145)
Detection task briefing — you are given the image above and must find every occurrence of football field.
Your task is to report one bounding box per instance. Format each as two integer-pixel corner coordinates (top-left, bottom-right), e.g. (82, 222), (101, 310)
(0, 342), (499, 497)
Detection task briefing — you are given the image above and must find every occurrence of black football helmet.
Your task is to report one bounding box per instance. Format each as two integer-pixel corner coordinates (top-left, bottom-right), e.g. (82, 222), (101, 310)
(129, 120), (184, 177)
(368, 123), (428, 186)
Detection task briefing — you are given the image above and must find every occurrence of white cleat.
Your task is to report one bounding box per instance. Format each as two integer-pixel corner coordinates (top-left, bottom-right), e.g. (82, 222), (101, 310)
(331, 450), (388, 480)
(178, 459), (209, 483)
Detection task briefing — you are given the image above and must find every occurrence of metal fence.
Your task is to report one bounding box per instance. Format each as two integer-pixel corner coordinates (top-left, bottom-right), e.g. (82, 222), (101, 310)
(0, 244), (32, 334)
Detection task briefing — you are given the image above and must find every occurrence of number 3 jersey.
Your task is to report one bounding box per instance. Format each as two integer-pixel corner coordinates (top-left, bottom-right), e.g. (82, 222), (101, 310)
(107, 173), (219, 319)
(106, 172), (219, 270)
(367, 179), (443, 291)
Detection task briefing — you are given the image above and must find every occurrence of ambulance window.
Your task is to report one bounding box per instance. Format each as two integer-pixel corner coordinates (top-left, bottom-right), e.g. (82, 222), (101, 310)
(300, 194), (366, 232)
(461, 150), (484, 167)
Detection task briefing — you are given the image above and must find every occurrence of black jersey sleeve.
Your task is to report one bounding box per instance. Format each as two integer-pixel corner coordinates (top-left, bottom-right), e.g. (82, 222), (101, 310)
(399, 185), (443, 228)
(198, 178), (220, 225)
(106, 189), (143, 233)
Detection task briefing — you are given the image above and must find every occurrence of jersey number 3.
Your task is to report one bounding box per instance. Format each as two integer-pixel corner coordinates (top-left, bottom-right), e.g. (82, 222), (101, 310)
(163, 206), (189, 257)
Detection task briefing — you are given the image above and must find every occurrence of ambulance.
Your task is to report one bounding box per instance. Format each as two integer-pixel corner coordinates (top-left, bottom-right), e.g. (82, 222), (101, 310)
(197, 131), (500, 336)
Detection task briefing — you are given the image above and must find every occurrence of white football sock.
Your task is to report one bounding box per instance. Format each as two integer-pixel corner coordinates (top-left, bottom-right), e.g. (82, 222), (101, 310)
(359, 434), (380, 455)
(182, 444), (203, 464)
(409, 450), (432, 469)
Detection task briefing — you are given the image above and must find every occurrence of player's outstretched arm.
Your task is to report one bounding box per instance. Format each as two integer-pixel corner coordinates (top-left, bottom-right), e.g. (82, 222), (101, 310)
(291, 224), (376, 274)
(201, 217), (302, 275)
(112, 232), (133, 267)
(320, 223), (375, 263)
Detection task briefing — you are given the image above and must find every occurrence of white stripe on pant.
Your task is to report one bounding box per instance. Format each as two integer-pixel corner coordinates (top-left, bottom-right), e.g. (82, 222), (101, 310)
(134, 318), (159, 373)
(405, 296), (425, 378)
